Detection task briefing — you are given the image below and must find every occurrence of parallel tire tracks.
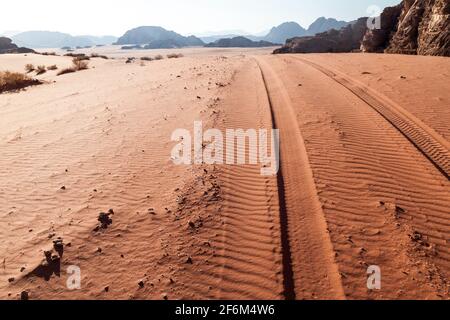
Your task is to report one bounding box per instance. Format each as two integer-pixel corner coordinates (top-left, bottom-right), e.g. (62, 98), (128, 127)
(255, 57), (346, 299)
(295, 57), (450, 180)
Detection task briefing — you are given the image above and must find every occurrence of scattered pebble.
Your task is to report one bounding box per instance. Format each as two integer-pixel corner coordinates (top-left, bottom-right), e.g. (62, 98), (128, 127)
(20, 291), (29, 300)
(53, 238), (64, 253)
(97, 211), (113, 229)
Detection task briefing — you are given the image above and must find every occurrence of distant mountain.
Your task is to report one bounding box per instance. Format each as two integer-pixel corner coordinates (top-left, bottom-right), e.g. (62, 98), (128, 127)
(12, 31), (116, 48)
(79, 35), (118, 46)
(197, 18), (349, 46)
(0, 37), (34, 54)
(115, 26), (204, 48)
(143, 37), (203, 49)
(200, 34), (245, 44)
(306, 17), (349, 36)
(263, 22), (307, 44)
(274, 18), (368, 54)
(205, 36), (279, 48)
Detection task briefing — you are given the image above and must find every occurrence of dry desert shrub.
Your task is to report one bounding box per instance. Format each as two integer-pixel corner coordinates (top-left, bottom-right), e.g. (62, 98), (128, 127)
(25, 64), (35, 73)
(91, 53), (108, 59)
(36, 65), (47, 75)
(0, 71), (42, 93)
(47, 65), (58, 71)
(57, 58), (89, 76)
(154, 54), (164, 60)
(76, 55), (90, 61)
(40, 52), (57, 56)
(64, 53), (89, 60)
(72, 58), (89, 70)
(140, 56), (154, 61)
(167, 53), (184, 59)
(57, 68), (76, 76)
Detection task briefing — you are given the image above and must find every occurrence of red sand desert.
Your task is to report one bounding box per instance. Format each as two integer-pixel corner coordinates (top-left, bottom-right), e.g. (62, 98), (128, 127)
(0, 48), (449, 300)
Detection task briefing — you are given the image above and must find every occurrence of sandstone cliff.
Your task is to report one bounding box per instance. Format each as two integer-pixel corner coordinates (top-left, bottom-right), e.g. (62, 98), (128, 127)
(273, 18), (368, 54)
(362, 0), (449, 56)
(0, 37), (35, 54)
(275, 0), (449, 57)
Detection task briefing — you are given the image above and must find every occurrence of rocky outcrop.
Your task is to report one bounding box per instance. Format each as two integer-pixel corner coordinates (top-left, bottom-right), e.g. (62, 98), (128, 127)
(263, 22), (307, 44)
(115, 26), (204, 48)
(0, 37), (34, 54)
(274, 18), (368, 54)
(205, 36), (278, 48)
(361, 4), (403, 53)
(0, 37), (17, 52)
(306, 17), (349, 36)
(362, 0), (449, 56)
(274, 0), (449, 57)
(0, 37), (13, 48)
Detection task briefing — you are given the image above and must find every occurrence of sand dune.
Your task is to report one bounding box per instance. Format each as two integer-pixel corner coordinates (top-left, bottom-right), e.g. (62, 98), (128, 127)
(0, 49), (448, 300)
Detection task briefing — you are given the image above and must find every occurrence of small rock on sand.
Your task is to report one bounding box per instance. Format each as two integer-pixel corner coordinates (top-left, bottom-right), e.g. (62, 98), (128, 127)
(20, 291), (29, 300)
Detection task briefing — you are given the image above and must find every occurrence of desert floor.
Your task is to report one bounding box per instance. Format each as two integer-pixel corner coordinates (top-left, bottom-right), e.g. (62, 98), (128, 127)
(0, 47), (449, 300)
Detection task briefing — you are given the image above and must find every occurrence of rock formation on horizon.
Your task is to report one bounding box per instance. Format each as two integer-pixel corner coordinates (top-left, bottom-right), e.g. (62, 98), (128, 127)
(263, 22), (307, 44)
(200, 18), (349, 44)
(274, 0), (449, 57)
(306, 17), (349, 36)
(362, 0), (449, 56)
(0, 37), (34, 54)
(12, 31), (116, 49)
(115, 26), (204, 48)
(204, 36), (279, 48)
(273, 18), (368, 54)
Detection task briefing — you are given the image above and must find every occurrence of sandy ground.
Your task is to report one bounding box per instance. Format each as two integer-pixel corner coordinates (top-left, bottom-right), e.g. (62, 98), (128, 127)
(0, 48), (448, 300)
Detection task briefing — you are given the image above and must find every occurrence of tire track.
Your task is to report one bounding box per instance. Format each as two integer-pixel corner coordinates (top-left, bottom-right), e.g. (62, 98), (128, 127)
(258, 65), (296, 301)
(255, 57), (346, 299)
(267, 55), (449, 298)
(295, 57), (450, 180)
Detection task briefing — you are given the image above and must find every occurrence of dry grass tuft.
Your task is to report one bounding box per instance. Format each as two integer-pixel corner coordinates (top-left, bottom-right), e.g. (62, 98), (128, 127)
(167, 53), (184, 59)
(154, 54), (164, 60)
(57, 68), (76, 76)
(140, 56), (154, 61)
(47, 65), (58, 71)
(0, 71), (42, 93)
(64, 53), (90, 60)
(72, 58), (89, 70)
(36, 65), (47, 75)
(57, 58), (89, 76)
(91, 53), (108, 59)
(25, 64), (35, 73)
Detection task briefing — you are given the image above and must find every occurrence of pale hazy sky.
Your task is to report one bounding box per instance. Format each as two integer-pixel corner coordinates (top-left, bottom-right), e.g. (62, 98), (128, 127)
(2, 0), (401, 36)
